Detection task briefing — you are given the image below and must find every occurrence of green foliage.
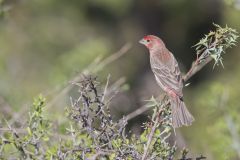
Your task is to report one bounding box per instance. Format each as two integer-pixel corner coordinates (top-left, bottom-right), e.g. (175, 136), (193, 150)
(0, 95), (51, 159)
(193, 23), (238, 67)
(189, 78), (240, 159)
(26, 95), (50, 144)
(0, 76), (204, 160)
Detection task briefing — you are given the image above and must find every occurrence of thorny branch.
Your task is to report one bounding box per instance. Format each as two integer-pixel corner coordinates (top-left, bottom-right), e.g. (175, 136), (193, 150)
(65, 75), (139, 159)
(45, 43), (132, 110)
(3, 43), (131, 130)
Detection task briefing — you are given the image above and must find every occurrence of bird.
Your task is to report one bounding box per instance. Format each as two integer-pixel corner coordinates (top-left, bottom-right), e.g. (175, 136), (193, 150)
(139, 35), (194, 128)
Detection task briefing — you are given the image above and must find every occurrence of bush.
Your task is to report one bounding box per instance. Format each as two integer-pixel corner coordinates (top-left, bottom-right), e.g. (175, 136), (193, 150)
(0, 24), (238, 159)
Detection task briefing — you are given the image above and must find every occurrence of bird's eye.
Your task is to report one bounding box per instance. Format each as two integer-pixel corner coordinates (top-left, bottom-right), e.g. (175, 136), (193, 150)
(146, 39), (150, 42)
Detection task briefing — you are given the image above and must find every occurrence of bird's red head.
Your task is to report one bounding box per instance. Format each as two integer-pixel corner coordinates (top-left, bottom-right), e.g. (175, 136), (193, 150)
(139, 35), (165, 51)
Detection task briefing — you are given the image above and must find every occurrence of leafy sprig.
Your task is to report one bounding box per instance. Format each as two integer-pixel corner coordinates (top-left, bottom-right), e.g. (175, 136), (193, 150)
(193, 23), (238, 68)
(0, 95), (50, 159)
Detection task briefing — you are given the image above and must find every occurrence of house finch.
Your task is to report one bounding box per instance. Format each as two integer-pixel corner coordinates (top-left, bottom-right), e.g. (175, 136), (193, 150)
(139, 35), (194, 128)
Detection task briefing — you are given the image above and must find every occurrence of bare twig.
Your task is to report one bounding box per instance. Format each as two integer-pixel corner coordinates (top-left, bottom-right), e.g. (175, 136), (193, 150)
(101, 74), (111, 102)
(125, 104), (151, 121)
(45, 43), (131, 109)
(141, 100), (170, 160)
(183, 56), (212, 83)
(141, 113), (160, 160)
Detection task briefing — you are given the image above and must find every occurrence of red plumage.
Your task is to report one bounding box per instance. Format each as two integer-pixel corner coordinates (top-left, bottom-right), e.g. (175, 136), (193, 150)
(139, 35), (194, 128)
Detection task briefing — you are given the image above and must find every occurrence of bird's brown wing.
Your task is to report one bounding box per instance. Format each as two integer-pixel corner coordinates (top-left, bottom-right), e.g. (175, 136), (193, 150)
(151, 63), (183, 97)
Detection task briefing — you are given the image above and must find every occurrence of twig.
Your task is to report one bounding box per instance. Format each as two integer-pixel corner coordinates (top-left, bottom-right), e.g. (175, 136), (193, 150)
(125, 104), (151, 121)
(101, 74), (111, 102)
(91, 43), (132, 73)
(4, 118), (27, 158)
(141, 114), (160, 160)
(182, 38), (218, 82)
(0, 128), (25, 133)
(141, 100), (169, 160)
(45, 43), (131, 109)
(183, 56), (212, 83)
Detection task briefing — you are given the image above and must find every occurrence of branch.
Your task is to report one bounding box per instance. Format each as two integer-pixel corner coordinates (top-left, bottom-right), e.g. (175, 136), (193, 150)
(3, 119), (27, 158)
(141, 115), (160, 160)
(45, 43), (131, 109)
(182, 56), (212, 83)
(141, 100), (169, 160)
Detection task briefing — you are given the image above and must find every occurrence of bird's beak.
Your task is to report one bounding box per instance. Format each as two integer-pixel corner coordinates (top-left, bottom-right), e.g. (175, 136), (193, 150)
(139, 39), (146, 45)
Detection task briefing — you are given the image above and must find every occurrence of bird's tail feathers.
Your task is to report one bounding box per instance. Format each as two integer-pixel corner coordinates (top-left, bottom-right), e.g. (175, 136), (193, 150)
(170, 97), (194, 128)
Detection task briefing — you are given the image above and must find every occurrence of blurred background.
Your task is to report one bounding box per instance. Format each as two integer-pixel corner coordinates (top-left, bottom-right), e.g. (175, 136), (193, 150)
(0, 0), (240, 159)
